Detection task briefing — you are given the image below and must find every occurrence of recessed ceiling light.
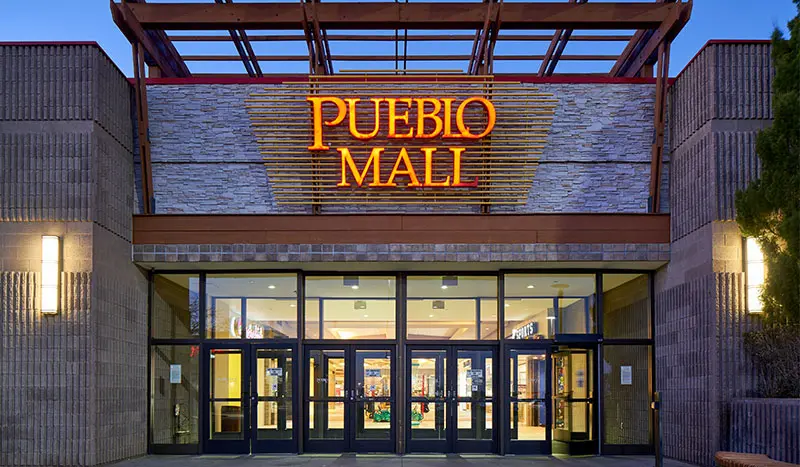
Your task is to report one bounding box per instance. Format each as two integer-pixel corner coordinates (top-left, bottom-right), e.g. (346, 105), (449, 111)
(429, 314), (434, 318)
(527, 285), (535, 289)
(364, 314), (369, 318)
(268, 284), (276, 289)
(352, 285), (360, 290)
(290, 304), (296, 308)
(505, 303), (510, 307)
(249, 280), (255, 284)
(441, 285), (448, 290)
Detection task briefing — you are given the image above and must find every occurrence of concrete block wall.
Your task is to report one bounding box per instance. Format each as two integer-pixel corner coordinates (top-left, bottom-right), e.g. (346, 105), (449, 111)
(145, 82), (656, 215)
(0, 43), (146, 466)
(729, 399), (800, 464)
(656, 41), (772, 466)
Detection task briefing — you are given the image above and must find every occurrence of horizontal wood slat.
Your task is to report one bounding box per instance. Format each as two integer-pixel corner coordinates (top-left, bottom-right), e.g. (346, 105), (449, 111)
(133, 214), (669, 245)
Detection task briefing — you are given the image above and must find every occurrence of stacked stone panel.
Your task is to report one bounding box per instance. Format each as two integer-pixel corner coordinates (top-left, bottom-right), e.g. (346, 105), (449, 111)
(144, 83), (656, 215)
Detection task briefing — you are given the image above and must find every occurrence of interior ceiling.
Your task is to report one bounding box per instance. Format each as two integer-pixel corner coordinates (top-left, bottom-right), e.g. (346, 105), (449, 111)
(160, 271), (642, 298)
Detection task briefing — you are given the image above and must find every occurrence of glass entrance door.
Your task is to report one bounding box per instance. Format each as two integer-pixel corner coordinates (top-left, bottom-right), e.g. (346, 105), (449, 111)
(552, 347), (596, 455)
(203, 344), (297, 454)
(305, 345), (395, 452)
(407, 346), (496, 453)
(252, 348), (295, 452)
(508, 348), (551, 454)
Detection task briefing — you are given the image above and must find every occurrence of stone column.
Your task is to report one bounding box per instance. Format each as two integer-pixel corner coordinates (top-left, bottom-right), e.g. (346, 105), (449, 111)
(656, 41), (773, 466)
(0, 43), (148, 466)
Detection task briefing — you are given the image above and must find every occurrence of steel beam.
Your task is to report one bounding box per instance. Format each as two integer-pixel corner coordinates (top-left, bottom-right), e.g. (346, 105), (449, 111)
(132, 43), (154, 214)
(111, 1), (191, 77)
(122, 2), (682, 30)
(181, 53), (618, 61)
(610, 0), (690, 77)
(648, 42), (669, 212)
(168, 33), (634, 42)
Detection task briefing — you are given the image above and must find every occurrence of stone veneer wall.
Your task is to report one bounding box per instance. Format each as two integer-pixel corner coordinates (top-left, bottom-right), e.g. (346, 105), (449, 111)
(144, 82), (661, 215)
(655, 41), (772, 467)
(0, 44), (147, 466)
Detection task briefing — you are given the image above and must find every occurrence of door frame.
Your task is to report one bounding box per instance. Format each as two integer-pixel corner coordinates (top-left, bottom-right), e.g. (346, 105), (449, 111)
(504, 344), (553, 455)
(201, 342), (299, 454)
(250, 342), (299, 453)
(551, 344), (598, 456)
(405, 343), (498, 454)
(303, 343), (397, 453)
(201, 343), (251, 454)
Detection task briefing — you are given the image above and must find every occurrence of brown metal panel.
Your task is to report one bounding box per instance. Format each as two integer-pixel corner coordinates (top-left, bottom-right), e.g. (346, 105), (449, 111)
(132, 214), (670, 244)
(124, 2), (679, 30)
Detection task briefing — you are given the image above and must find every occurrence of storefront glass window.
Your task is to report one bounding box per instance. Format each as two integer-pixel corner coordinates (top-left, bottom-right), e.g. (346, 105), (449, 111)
(602, 345), (652, 445)
(304, 276), (396, 340)
(406, 276), (497, 340)
(151, 345), (200, 446)
(206, 274), (298, 339)
(504, 274), (596, 338)
(602, 274), (651, 339)
(152, 274), (200, 338)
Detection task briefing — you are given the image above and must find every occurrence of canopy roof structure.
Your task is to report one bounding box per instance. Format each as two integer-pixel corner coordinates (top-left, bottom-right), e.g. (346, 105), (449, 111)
(110, 0), (692, 77)
(114, 0), (690, 216)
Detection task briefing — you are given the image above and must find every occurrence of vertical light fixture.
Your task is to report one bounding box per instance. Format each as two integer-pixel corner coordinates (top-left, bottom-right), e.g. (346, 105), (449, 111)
(745, 237), (765, 314)
(41, 235), (61, 314)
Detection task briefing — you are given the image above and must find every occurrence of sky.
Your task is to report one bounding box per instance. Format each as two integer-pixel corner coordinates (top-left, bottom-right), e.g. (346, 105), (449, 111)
(0, 0), (796, 77)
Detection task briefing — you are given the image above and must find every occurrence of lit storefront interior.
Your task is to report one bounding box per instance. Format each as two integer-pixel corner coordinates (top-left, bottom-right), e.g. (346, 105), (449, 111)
(150, 271), (653, 455)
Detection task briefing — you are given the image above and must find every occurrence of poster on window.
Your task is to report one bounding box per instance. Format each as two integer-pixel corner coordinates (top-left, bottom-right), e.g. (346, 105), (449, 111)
(169, 364), (181, 384)
(621, 365), (633, 385)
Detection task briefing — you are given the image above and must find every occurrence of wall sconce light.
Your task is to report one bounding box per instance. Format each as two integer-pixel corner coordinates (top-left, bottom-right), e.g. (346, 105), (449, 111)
(41, 235), (61, 314)
(745, 237), (765, 314)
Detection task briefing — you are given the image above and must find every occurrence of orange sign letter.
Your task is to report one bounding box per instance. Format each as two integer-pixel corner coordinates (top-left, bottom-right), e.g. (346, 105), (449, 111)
(338, 147), (388, 187)
(386, 98), (414, 138)
(456, 97), (496, 139)
(422, 148), (450, 187)
(345, 98), (382, 140)
(416, 98), (443, 138)
(386, 148), (421, 187)
(308, 96), (347, 150)
(450, 147), (478, 187)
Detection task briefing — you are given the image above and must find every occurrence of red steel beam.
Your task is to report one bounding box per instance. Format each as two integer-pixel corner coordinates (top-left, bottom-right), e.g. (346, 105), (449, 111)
(122, 2), (681, 30)
(111, 1), (190, 77)
(168, 33), (634, 42)
(649, 42), (669, 212)
(610, 0), (691, 77)
(181, 53), (618, 61)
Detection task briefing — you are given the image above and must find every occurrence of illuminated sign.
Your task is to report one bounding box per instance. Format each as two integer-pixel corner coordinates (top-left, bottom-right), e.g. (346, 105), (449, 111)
(511, 321), (539, 339)
(247, 76), (557, 206)
(230, 317), (265, 339)
(307, 97), (495, 188)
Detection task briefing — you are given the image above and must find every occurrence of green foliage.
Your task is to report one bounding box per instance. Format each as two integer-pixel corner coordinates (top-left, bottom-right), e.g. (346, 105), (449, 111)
(735, 1), (800, 325)
(743, 325), (800, 398)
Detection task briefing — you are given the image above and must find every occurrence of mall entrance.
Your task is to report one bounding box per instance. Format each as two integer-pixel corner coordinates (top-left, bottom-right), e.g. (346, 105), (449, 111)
(407, 345), (497, 453)
(304, 345), (395, 452)
(201, 344), (297, 454)
(507, 345), (596, 455)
